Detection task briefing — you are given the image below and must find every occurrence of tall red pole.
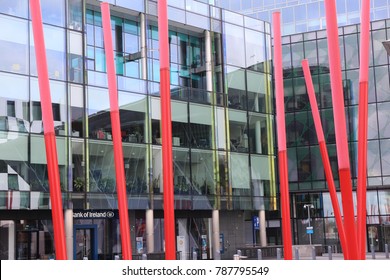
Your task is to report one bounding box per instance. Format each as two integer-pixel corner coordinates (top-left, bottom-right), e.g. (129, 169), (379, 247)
(357, 0), (371, 260)
(158, 0), (176, 260)
(101, 2), (132, 260)
(302, 59), (349, 258)
(29, 0), (67, 260)
(324, 0), (358, 259)
(272, 12), (293, 260)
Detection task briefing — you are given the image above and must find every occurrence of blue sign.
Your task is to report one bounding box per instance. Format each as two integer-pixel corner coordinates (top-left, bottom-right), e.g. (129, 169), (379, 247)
(306, 226), (314, 234)
(253, 216), (260, 230)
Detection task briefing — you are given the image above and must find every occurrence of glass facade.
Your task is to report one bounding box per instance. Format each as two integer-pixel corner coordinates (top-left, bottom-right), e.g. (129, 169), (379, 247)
(282, 19), (390, 249)
(0, 0), (275, 260)
(213, 0), (390, 35)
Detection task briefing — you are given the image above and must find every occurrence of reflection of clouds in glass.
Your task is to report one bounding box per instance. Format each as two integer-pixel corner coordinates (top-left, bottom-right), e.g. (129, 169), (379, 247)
(41, 0), (65, 27)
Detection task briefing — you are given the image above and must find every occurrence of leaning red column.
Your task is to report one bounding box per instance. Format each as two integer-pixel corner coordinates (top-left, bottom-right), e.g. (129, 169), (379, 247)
(29, 0), (67, 260)
(357, 0), (371, 260)
(302, 59), (349, 259)
(158, 0), (177, 260)
(272, 11), (293, 260)
(101, 2), (132, 260)
(324, 0), (358, 259)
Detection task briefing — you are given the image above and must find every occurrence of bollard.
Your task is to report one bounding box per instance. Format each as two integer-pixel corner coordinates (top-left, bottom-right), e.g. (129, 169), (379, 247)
(233, 254), (240, 260)
(237, 250), (242, 256)
(276, 248), (282, 260)
(328, 246), (332, 260)
(294, 247), (299, 260)
(193, 251), (197, 260)
(257, 249), (262, 260)
(142, 253), (147, 260)
(385, 244), (389, 259)
(311, 246), (316, 260)
(370, 244), (375, 259)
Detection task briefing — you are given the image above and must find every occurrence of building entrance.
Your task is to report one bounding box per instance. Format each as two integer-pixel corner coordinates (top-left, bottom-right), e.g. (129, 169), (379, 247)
(73, 224), (98, 260)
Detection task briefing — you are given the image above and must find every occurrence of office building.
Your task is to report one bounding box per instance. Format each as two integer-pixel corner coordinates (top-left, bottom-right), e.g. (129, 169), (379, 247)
(0, 0), (275, 260)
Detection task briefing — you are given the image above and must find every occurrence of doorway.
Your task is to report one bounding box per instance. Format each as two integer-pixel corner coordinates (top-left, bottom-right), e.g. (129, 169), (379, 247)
(73, 225), (98, 260)
(367, 224), (386, 252)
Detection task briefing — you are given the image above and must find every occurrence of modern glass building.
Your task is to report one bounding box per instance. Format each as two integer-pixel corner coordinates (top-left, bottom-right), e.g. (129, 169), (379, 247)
(0, 0), (276, 260)
(281, 18), (390, 253)
(214, 0), (390, 253)
(212, 0), (390, 35)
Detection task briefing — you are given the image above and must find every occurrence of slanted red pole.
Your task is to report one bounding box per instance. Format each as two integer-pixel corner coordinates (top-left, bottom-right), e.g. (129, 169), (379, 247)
(357, 0), (371, 260)
(101, 2), (132, 260)
(272, 12), (293, 260)
(302, 59), (349, 258)
(30, 0), (67, 260)
(324, 0), (358, 259)
(158, 0), (176, 260)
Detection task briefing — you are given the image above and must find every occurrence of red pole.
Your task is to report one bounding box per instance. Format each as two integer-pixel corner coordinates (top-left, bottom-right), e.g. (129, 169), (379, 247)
(272, 12), (293, 260)
(158, 0), (176, 260)
(357, 0), (371, 260)
(302, 59), (349, 258)
(324, 0), (358, 259)
(29, 0), (67, 260)
(101, 2), (132, 260)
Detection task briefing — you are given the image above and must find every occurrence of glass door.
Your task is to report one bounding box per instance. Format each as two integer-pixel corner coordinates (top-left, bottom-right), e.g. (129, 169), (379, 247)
(367, 225), (380, 252)
(73, 225), (97, 260)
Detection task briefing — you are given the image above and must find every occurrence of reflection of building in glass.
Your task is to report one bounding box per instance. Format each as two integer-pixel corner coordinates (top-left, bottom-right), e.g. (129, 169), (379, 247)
(0, 0), (275, 260)
(212, 0), (390, 35)
(281, 19), (390, 251)
(0, 0), (389, 260)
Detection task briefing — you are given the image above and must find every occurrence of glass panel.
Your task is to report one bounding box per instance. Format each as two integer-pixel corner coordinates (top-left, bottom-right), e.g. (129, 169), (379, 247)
(287, 147), (298, 182)
(0, 0), (28, 18)
(190, 104), (212, 149)
(119, 92), (147, 144)
(226, 66), (246, 110)
(123, 145), (147, 194)
(70, 84), (83, 138)
(380, 139), (390, 176)
(291, 42), (304, 72)
(171, 101), (189, 147)
(224, 23), (245, 68)
(191, 150), (215, 195)
(186, 12), (209, 30)
(297, 147), (311, 182)
(173, 148), (191, 196)
(245, 29), (265, 71)
(72, 139), (85, 193)
(87, 86), (110, 139)
(248, 113), (267, 154)
(30, 135), (67, 192)
(30, 79), (66, 135)
(372, 29), (388, 66)
(378, 190), (390, 215)
(30, 24), (66, 80)
(229, 110), (247, 152)
(230, 153), (250, 208)
(67, 0), (82, 30)
(247, 71), (266, 113)
(375, 66), (390, 102)
(344, 34), (359, 69)
(378, 102), (390, 138)
(0, 73), (29, 132)
(367, 140), (381, 177)
(304, 40), (318, 71)
(41, 0), (65, 27)
(0, 15), (29, 74)
(88, 141), (116, 193)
